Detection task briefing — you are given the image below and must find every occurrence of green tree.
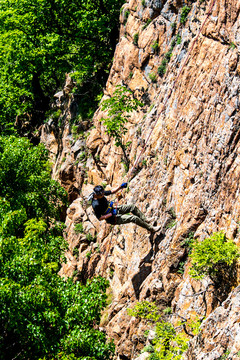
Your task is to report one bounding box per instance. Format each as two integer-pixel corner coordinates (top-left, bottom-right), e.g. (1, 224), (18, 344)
(0, 136), (67, 221)
(0, 136), (115, 360)
(100, 85), (143, 169)
(0, 0), (124, 133)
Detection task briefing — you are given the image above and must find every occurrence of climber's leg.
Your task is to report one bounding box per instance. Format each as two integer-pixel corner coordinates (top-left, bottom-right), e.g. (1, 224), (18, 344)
(115, 213), (155, 232)
(117, 203), (148, 222)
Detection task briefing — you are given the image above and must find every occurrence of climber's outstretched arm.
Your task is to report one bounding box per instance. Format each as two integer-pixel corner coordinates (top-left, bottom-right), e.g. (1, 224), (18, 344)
(99, 213), (113, 221)
(111, 182), (128, 194)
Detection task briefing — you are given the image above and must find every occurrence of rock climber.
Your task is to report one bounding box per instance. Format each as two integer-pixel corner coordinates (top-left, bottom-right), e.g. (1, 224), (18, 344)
(90, 183), (161, 233)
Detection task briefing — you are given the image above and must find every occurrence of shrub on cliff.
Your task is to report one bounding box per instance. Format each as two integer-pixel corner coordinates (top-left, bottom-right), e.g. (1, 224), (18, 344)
(180, 6), (191, 25)
(100, 85), (143, 169)
(128, 301), (201, 360)
(189, 232), (240, 281)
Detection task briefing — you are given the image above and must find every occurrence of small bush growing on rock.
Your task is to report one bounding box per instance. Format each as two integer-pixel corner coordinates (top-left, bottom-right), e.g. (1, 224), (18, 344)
(150, 321), (189, 360)
(128, 302), (193, 359)
(176, 34), (182, 44)
(86, 250), (92, 259)
(86, 233), (96, 242)
(127, 301), (160, 321)
(163, 307), (172, 315)
(142, 344), (155, 354)
(158, 57), (168, 77)
(189, 232), (240, 281)
(71, 124), (80, 140)
(73, 247), (79, 257)
(101, 182), (107, 189)
(133, 33), (139, 46)
(142, 18), (152, 30)
(181, 232), (195, 253)
(157, 33), (179, 78)
(151, 41), (159, 53)
(123, 10), (130, 25)
(74, 222), (84, 234)
(180, 6), (191, 25)
(78, 151), (86, 161)
(165, 50), (172, 62)
(219, 349), (231, 360)
(177, 261), (185, 274)
(149, 72), (157, 83)
(51, 109), (62, 120)
(100, 85), (143, 169)
(166, 219), (177, 229)
(229, 42), (236, 50)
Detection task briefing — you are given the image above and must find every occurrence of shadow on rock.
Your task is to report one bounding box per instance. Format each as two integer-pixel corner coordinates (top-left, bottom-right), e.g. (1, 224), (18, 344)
(139, 232), (165, 268)
(132, 264), (152, 299)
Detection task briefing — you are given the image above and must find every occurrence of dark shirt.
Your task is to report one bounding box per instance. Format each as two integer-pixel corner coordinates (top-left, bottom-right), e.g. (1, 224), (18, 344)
(92, 190), (112, 220)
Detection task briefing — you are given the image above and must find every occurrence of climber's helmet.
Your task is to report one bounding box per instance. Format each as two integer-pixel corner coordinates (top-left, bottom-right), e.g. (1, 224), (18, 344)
(93, 185), (104, 196)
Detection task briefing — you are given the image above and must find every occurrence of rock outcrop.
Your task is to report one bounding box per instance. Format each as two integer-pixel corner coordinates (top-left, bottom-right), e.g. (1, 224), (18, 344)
(41, 0), (240, 359)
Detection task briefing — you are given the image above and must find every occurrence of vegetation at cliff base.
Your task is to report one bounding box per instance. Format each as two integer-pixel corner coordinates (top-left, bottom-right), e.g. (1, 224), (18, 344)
(128, 301), (202, 360)
(0, 136), (115, 360)
(0, 0), (124, 133)
(0, 0), (123, 356)
(0, 136), (67, 220)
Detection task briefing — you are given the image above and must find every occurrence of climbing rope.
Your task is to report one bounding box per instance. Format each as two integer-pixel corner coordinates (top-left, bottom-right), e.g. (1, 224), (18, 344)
(101, 227), (114, 275)
(127, 0), (217, 181)
(101, 196), (120, 275)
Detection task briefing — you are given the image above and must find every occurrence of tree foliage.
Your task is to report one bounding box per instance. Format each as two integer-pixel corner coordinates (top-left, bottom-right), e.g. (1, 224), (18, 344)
(0, 136), (115, 360)
(127, 301), (201, 360)
(100, 85), (143, 168)
(189, 232), (240, 281)
(150, 321), (189, 360)
(0, 0), (124, 132)
(0, 136), (67, 221)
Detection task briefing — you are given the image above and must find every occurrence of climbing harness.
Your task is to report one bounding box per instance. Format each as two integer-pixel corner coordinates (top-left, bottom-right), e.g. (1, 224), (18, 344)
(127, 0), (217, 181)
(104, 201), (114, 215)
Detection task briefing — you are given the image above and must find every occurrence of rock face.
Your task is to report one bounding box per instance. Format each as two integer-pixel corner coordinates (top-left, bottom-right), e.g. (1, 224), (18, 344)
(41, 0), (240, 359)
(185, 285), (240, 360)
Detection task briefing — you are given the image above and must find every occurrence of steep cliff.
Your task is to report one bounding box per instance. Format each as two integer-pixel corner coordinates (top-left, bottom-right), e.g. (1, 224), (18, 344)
(40, 0), (240, 359)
